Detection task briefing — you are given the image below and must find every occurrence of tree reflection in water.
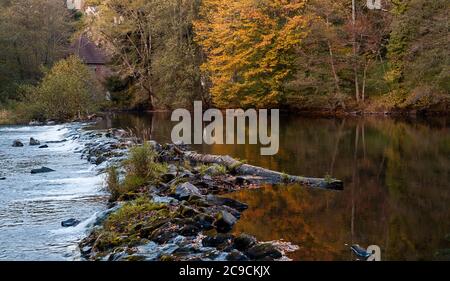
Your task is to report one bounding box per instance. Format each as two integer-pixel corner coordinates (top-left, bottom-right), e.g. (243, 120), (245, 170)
(93, 113), (450, 260)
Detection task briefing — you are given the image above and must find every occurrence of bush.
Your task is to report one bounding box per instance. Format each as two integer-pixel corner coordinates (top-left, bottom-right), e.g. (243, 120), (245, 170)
(124, 143), (168, 181)
(106, 144), (168, 201)
(106, 166), (121, 202)
(18, 56), (103, 121)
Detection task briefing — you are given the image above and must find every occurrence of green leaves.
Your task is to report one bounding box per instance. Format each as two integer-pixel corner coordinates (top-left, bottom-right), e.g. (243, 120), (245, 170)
(21, 56), (102, 121)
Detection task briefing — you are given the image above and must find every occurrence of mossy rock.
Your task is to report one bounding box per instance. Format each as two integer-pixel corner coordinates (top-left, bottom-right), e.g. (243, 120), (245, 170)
(245, 243), (282, 260)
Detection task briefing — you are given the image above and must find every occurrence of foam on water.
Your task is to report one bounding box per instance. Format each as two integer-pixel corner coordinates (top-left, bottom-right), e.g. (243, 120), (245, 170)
(0, 123), (108, 261)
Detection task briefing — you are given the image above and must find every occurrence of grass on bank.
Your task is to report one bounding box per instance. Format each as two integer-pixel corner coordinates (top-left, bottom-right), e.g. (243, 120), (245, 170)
(91, 197), (172, 253)
(106, 143), (168, 201)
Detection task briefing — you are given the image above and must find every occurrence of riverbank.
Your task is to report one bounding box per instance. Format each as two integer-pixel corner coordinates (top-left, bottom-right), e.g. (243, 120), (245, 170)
(1, 101), (449, 127)
(1, 115), (449, 260)
(77, 133), (339, 261)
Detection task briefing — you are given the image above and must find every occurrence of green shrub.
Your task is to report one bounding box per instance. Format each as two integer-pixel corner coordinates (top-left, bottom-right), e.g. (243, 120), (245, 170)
(106, 166), (121, 202)
(18, 56), (103, 121)
(124, 143), (168, 181)
(107, 144), (168, 201)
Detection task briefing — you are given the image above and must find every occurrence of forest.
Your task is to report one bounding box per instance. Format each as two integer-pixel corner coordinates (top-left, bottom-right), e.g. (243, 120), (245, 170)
(0, 0), (448, 122)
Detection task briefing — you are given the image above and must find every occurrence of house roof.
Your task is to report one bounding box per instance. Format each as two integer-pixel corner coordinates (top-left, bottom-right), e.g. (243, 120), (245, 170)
(71, 36), (107, 65)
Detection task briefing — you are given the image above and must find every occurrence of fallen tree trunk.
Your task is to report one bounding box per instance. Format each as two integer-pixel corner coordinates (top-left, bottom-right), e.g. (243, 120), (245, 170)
(173, 147), (344, 190)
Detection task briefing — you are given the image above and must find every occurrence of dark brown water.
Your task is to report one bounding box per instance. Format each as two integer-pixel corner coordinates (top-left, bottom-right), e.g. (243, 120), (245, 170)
(93, 112), (450, 261)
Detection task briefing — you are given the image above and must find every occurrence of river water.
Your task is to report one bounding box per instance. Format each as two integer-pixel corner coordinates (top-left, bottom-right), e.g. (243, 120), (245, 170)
(0, 124), (107, 260)
(0, 113), (449, 261)
(92, 112), (450, 261)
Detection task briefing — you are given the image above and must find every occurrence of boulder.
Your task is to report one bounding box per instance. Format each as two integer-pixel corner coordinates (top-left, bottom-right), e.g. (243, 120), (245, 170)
(233, 233), (257, 251)
(206, 195), (248, 211)
(31, 167), (55, 174)
(213, 211), (237, 233)
(245, 243), (282, 260)
(0, 177), (6, 180)
(173, 182), (201, 200)
(29, 120), (43, 126)
(12, 140), (24, 147)
(179, 224), (200, 236)
(226, 250), (249, 261)
(29, 138), (41, 146)
(202, 233), (234, 248)
(38, 145), (49, 149)
(61, 218), (81, 227)
(161, 172), (176, 183)
(193, 213), (215, 230)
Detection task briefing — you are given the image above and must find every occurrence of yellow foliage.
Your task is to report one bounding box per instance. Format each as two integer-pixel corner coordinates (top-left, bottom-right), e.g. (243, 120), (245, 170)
(195, 0), (310, 108)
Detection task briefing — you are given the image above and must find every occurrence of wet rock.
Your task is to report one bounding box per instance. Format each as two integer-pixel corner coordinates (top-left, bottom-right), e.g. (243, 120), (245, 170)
(161, 172), (176, 183)
(226, 250), (249, 261)
(194, 213), (215, 230)
(80, 245), (92, 257)
(46, 121), (56, 126)
(179, 225), (200, 236)
(0, 177), (6, 180)
(149, 224), (180, 244)
(47, 139), (67, 144)
(202, 164), (227, 176)
(38, 144), (49, 149)
(113, 129), (128, 138)
(139, 219), (171, 238)
(202, 233), (234, 249)
(173, 182), (201, 200)
(29, 120), (43, 126)
(179, 205), (200, 217)
(205, 195), (248, 212)
(245, 243), (282, 260)
(151, 195), (178, 204)
(29, 138), (41, 146)
(213, 211), (237, 233)
(89, 156), (106, 165)
(12, 140), (24, 147)
(61, 218), (81, 227)
(233, 233), (257, 251)
(31, 167), (55, 174)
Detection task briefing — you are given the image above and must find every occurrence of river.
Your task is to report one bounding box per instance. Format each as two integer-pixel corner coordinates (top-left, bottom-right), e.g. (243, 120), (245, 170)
(0, 113), (449, 260)
(92, 112), (450, 261)
(0, 123), (108, 260)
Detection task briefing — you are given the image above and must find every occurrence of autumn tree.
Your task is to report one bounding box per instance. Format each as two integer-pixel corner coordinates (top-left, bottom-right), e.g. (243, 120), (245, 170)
(0, 0), (72, 103)
(385, 0), (449, 109)
(86, 0), (204, 110)
(286, 0), (351, 110)
(195, 0), (311, 108)
(19, 56), (103, 121)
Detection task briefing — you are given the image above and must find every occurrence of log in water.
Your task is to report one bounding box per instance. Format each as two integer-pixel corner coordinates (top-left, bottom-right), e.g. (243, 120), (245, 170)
(174, 147), (344, 190)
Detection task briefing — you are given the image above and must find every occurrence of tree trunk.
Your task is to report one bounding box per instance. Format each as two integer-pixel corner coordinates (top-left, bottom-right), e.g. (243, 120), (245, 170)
(173, 147), (344, 190)
(352, 0), (360, 102)
(362, 58), (371, 102)
(327, 40), (341, 94)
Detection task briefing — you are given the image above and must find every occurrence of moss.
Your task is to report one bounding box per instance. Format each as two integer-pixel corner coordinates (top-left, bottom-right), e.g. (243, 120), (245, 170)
(228, 161), (245, 173)
(324, 174), (333, 184)
(160, 255), (175, 261)
(197, 164), (210, 176)
(92, 197), (175, 254)
(280, 172), (290, 184)
(197, 164), (228, 176)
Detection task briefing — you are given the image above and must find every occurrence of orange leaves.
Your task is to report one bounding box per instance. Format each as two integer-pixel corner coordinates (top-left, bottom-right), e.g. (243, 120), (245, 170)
(194, 0), (309, 108)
